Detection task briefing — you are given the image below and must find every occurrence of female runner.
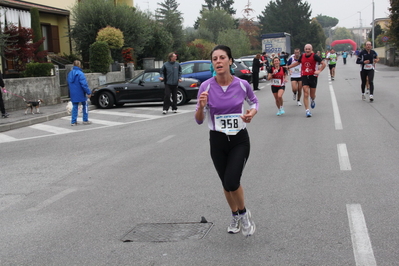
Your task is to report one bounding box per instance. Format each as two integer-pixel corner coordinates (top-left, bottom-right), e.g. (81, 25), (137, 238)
(195, 45), (258, 236)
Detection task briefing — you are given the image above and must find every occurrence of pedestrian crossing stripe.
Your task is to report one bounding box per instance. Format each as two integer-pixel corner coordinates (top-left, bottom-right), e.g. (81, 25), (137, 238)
(29, 124), (75, 134)
(61, 117), (124, 126)
(0, 133), (17, 143)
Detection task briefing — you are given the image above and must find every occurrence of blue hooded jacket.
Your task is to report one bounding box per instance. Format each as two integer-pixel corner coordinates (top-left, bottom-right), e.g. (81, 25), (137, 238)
(67, 66), (91, 102)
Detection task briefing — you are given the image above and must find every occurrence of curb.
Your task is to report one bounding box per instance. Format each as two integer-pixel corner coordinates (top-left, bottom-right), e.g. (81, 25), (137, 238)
(0, 105), (97, 133)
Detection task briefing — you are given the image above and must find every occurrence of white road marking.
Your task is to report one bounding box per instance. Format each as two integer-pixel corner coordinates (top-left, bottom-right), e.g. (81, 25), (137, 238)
(158, 135), (175, 143)
(0, 133), (17, 143)
(337, 143), (352, 171)
(61, 117), (124, 126)
(27, 188), (77, 212)
(29, 124), (75, 134)
(329, 82), (343, 130)
(0, 109), (195, 144)
(92, 110), (161, 119)
(347, 204), (377, 266)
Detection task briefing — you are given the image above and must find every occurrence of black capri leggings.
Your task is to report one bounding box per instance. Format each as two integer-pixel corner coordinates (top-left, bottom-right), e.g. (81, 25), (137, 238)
(360, 70), (375, 95)
(209, 128), (250, 192)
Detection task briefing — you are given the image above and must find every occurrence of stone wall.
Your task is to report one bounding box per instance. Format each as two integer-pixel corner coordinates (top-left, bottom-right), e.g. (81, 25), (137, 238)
(3, 65), (128, 112)
(2, 76), (60, 112)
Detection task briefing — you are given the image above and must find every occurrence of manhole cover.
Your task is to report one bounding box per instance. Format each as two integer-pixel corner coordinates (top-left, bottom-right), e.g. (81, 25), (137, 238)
(121, 222), (214, 242)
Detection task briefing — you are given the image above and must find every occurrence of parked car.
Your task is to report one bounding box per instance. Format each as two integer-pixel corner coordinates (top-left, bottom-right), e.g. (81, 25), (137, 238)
(180, 60), (212, 82)
(181, 59), (252, 84)
(90, 69), (200, 109)
(232, 61), (252, 83)
(236, 57), (268, 80)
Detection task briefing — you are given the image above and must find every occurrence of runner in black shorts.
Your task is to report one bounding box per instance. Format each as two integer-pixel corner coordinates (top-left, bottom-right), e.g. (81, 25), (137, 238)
(287, 48), (302, 106)
(286, 44), (326, 117)
(268, 57), (288, 116)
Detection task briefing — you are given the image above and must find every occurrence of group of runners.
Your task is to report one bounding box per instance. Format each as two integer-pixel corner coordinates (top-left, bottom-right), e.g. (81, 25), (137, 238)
(266, 41), (379, 117)
(193, 41), (379, 238)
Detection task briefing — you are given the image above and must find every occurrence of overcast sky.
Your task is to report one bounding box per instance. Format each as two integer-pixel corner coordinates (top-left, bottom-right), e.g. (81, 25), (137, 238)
(135, 0), (390, 29)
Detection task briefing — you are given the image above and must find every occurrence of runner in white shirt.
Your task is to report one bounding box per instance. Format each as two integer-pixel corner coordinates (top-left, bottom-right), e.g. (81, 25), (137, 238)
(287, 48), (302, 106)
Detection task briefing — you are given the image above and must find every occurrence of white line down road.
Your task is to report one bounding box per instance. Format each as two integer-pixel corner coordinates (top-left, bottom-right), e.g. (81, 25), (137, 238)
(337, 143), (352, 171)
(347, 204), (377, 266)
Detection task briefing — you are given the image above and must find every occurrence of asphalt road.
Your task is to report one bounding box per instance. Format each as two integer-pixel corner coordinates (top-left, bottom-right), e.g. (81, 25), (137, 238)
(1, 57), (399, 265)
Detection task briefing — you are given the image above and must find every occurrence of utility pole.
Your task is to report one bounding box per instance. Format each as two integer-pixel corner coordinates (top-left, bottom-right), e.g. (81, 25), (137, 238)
(358, 11), (362, 48)
(372, 0), (375, 49)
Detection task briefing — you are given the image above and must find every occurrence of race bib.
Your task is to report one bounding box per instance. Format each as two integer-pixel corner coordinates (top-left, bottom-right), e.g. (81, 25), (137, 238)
(292, 67), (300, 74)
(272, 79), (282, 86)
(214, 113), (244, 135)
(364, 64), (373, 70)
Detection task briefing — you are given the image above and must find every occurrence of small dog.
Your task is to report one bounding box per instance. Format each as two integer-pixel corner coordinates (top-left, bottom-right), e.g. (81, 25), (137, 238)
(25, 99), (43, 114)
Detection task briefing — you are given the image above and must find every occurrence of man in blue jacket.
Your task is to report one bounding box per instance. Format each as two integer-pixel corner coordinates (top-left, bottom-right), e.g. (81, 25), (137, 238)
(159, 52), (182, 114)
(67, 60), (92, 125)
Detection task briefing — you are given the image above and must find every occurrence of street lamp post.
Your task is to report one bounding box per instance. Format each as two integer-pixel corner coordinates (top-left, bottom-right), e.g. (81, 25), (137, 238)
(372, 0), (375, 49)
(358, 11), (362, 48)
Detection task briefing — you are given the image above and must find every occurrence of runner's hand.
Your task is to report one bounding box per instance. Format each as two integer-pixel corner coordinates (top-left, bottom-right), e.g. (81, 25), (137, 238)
(198, 91), (208, 109)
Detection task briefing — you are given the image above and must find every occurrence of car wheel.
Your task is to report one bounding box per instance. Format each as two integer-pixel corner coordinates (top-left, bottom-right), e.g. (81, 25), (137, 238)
(98, 91), (114, 109)
(174, 88), (186, 106)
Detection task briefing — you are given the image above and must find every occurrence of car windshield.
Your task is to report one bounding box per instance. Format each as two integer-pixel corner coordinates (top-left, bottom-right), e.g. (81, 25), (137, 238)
(182, 63), (195, 74)
(129, 72), (160, 84)
(242, 60), (253, 68)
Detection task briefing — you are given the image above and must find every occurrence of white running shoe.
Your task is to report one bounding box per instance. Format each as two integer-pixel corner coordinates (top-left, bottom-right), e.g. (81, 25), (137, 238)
(240, 210), (256, 236)
(362, 95), (366, 101)
(370, 95), (374, 102)
(293, 93), (296, 100)
(297, 101), (302, 106)
(227, 215), (241, 234)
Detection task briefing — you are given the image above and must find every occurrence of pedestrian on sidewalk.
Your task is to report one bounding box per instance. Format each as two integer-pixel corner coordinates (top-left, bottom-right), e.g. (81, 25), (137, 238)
(67, 60), (92, 126)
(0, 72), (9, 118)
(195, 45), (258, 237)
(159, 52), (182, 114)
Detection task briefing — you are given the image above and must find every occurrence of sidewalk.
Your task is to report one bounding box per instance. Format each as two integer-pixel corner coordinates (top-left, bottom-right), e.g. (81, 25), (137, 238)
(0, 102), (97, 133)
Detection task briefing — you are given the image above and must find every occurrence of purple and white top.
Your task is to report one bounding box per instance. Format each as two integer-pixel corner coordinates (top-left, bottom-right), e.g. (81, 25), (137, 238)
(195, 76), (259, 135)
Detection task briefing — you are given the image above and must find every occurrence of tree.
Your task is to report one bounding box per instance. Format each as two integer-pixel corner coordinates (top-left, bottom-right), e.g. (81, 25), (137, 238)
(138, 20), (173, 62)
(3, 25), (46, 72)
(238, 1), (261, 50)
(89, 41), (112, 73)
(258, 0), (313, 52)
(201, 0), (236, 15)
(189, 39), (216, 59)
(196, 9), (236, 43)
(388, 0), (399, 46)
(70, 0), (152, 63)
(30, 8), (44, 57)
(217, 29), (251, 57)
(96, 26), (124, 50)
(308, 18), (326, 52)
(315, 14), (338, 28)
(194, 0), (236, 28)
(368, 24), (385, 48)
(155, 0), (184, 52)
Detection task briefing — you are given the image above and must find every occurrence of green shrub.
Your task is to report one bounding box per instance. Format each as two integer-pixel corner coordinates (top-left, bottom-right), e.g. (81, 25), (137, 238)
(23, 62), (54, 77)
(89, 41), (112, 73)
(96, 26), (124, 50)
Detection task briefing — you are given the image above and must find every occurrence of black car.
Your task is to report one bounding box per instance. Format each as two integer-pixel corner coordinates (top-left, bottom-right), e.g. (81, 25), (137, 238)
(90, 69), (200, 109)
(232, 61), (252, 84)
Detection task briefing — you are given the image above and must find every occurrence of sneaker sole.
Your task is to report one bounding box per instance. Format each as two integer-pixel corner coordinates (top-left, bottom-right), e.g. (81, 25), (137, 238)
(227, 226), (241, 234)
(241, 211), (255, 237)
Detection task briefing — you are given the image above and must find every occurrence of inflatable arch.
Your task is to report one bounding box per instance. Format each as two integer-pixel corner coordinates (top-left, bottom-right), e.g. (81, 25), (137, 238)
(330, 39), (357, 51)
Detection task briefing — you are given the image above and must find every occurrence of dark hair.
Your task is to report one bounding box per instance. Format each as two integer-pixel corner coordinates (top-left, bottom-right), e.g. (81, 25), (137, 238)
(210, 45), (234, 63)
